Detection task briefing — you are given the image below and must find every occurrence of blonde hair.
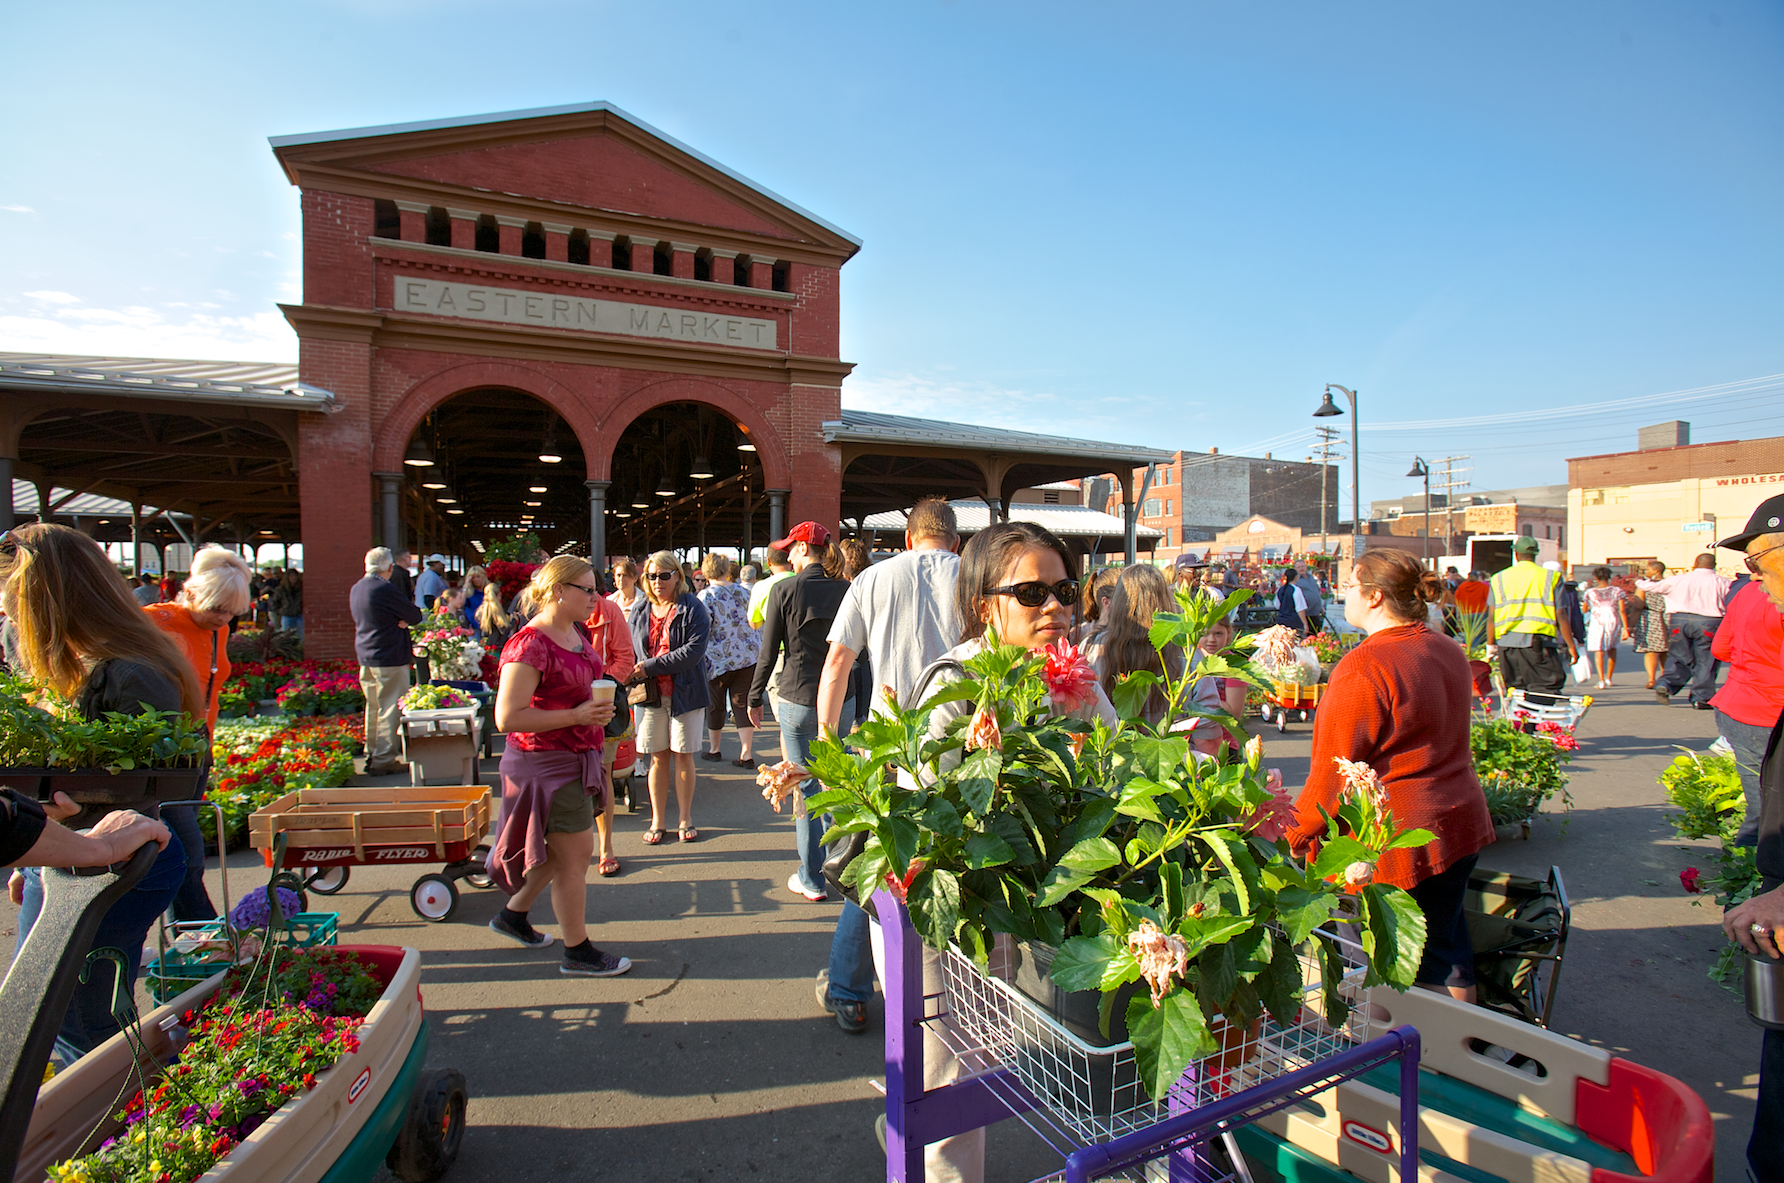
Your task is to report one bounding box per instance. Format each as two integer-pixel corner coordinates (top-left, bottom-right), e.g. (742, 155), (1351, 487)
(465, 565), (489, 589)
(182, 545), (253, 615)
(526, 555), (595, 606)
(476, 591), (510, 638)
(644, 550), (683, 605)
(1, 523), (203, 717)
(700, 553), (730, 581)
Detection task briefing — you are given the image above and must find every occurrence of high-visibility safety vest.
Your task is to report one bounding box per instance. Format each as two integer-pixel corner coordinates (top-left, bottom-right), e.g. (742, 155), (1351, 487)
(1489, 561), (1560, 639)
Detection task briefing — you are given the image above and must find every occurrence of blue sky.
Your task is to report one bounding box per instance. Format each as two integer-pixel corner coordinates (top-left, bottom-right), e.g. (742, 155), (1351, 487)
(3, 1), (1780, 508)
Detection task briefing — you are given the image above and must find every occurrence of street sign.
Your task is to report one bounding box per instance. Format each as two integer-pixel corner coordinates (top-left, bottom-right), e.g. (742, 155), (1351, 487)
(1682, 521), (1714, 532)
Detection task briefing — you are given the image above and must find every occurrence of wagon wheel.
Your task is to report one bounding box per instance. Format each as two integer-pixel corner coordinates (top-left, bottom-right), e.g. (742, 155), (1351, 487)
(410, 874), (459, 922)
(386, 1067), (469, 1182)
(1299, 709), (1310, 723)
(1258, 702), (1272, 723)
(1275, 711), (1289, 734)
(623, 775), (641, 813)
(304, 865), (350, 895)
(463, 844), (494, 890)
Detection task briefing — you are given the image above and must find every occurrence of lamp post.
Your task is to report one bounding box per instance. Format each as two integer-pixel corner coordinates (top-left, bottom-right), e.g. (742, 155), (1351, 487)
(1313, 384), (1360, 572)
(1406, 457), (1431, 569)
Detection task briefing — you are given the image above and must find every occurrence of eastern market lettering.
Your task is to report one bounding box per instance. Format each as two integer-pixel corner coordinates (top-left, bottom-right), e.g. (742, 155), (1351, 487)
(391, 276), (778, 350)
(1714, 473), (1784, 486)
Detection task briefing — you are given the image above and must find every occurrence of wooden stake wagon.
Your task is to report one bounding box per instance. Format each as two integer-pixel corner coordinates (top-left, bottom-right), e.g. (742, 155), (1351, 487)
(250, 785), (495, 922)
(1257, 679), (1323, 733)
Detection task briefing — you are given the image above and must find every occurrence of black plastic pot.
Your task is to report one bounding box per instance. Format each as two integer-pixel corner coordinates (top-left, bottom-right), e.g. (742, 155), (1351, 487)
(0, 766), (207, 827)
(1011, 941), (1146, 1116)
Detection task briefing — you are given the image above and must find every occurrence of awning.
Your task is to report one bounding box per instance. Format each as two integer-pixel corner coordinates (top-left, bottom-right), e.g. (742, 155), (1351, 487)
(1220, 545), (1248, 557)
(1261, 544), (1291, 560)
(1180, 545), (1210, 561)
(1307, 538), (1344, 555)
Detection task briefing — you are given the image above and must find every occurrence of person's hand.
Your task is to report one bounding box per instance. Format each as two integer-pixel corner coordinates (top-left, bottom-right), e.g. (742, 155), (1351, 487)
(43, 792), (82, 822)
(749, 705), (763, 728)
(567, 700), (602, 729)
(1567, 644), (1580, 664)
(83, 809), (173, 863)
(588, 698), (616, 728)
(1727, 887), (1784, 959)
(8, 871), (23, 906)
(1485, 644), (1499, 660)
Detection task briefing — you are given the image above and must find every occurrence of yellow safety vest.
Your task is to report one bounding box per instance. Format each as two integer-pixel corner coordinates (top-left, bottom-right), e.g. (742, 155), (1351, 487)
(1490, 561), (1559, 639)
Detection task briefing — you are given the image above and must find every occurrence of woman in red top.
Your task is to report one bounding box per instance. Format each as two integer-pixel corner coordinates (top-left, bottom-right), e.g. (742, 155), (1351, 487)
(490, 556), (630, 977)
(1711, 579), (1784, 848)
(1288, 549), (1494, 1002)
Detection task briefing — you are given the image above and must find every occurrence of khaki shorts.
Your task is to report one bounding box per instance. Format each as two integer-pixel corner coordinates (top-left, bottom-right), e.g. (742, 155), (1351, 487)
(546, 781), (594, 834)
(636, 705), (704, 754)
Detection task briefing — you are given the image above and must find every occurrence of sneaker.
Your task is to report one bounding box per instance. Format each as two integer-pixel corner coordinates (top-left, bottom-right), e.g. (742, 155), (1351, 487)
(489, 913), (554, 949)
(1655, 688), (1671, 705)
(788, 872), (827, 903)
(816, 969), (867, 1033)
(560, 948), (632, 977)
(1692, 701), (1714, 711)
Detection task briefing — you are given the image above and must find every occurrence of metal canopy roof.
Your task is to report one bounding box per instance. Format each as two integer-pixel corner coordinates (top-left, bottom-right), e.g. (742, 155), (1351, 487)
(861, 498), (1161, 540)
(824, 410), (1172, 465)
(269, 101), (862, 250)
(0, 354), (336, 411)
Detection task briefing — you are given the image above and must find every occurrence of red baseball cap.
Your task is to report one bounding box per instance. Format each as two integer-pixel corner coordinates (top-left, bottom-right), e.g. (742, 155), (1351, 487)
(772, 521), (830, 550)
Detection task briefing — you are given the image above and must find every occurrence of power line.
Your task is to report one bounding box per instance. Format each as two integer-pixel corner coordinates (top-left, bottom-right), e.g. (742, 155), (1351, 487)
(1362, 372), (1784, 433)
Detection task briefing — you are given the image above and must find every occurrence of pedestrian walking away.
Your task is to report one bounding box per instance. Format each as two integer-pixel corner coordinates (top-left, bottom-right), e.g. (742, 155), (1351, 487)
(1639, 553), (1732, 708)
(1580, 567), (1627, 688)
(351, 547), (424, 775)
(1625, 558), (1671, 688)
(697, 553), (760, 768)
(488, 556), (630, 977)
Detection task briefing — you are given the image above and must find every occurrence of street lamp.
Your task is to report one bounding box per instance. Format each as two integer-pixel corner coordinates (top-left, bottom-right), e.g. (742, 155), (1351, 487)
(1406, 457), (1431, 569)
(1313, 384), (1360, 567)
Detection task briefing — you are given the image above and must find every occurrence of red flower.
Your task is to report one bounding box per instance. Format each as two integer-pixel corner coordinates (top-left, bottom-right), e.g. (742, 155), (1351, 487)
(964, 706), (1002, 753)
(884, 858), (926, 903)
(1040, 638), (1099, 716)
(1680, 867), (1703, 893)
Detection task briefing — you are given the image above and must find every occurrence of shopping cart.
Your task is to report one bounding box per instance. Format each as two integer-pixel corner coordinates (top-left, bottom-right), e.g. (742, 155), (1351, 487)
(1465, 864), (1571, 1029)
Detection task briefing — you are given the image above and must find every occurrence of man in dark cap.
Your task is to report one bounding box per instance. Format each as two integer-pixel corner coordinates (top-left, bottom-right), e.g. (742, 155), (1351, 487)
(1716, 494), (1784, 1183)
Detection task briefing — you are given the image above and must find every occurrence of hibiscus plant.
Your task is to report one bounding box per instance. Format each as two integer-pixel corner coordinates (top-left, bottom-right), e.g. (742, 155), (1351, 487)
(804, 588), (1434, 1100)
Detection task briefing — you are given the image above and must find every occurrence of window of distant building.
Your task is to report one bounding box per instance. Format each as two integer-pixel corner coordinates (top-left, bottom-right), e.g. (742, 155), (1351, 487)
(1143, 498), (1161, 518)
(1164, 499), (1172, 516)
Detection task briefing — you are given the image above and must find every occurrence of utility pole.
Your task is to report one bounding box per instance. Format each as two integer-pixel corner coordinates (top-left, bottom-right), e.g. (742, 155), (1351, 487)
(1314, 426), (1342, 568)
(1434, 455), (1471, 562)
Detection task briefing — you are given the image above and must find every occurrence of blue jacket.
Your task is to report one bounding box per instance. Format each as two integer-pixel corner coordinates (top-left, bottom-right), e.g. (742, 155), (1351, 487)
(626, 593), (711, 717)
(1275, 583), (1306, 629)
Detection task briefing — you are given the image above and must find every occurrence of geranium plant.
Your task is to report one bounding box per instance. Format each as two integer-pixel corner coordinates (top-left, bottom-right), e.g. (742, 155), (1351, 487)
(1469, 717), (1574, 826)
(805, 589), (1433, 1098)
(411, 614), (485, 682)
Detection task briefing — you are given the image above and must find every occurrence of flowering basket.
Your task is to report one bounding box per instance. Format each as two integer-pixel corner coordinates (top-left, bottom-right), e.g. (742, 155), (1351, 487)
(482, 558), (541, 606)
(806, 589), (1433, 1100)
(1470, 717), (1574, 826)
(410, 614), (485, 683)
(400, 683), (473, 713)
(273, 667), (364, 717)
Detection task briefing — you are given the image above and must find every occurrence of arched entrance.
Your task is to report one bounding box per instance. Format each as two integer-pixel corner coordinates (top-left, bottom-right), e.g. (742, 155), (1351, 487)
(603, 401), (769, 561)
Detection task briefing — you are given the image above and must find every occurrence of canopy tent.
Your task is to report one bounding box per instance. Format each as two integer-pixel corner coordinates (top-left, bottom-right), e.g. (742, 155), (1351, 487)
(1260, 544), (1292, 561)
(859, 498), (1161, 557)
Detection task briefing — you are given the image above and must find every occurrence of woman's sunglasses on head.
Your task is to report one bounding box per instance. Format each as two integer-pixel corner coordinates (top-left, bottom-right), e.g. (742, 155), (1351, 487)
(986, 579), (1080, 609)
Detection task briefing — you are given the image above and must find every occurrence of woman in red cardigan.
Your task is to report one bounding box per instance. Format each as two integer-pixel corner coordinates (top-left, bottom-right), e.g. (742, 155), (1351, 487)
(1287, 549), (1494, 1001)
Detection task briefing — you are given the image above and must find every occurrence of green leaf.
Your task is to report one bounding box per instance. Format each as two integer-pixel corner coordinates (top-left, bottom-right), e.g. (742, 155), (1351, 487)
(1196, 831), (1251, 915)
(1101, 947), (1142, 991)
(1037, 865), (1096, 907)
(909, 869), (962, 951)
(988, 814), (1039, 865)
(1309, 835), (1373, 882)
(1160, 860), (1185, 930)
(1318, 936), (1352, 1029)
(1174, 913), (1255, 958)
(1131, 735), (1190, 782)
(1385, 828), (1437, 851)
(1148, 616), (1190, 655)
(1110, 670), (1161, 721)
(1127, 990), (1214, 1101)
(1274, 885), (1340, 946)
(1116, 776), (1171, 823)
(964, 832), (1015, 869)
(1058, 835), (1123, 874)
(1362, 885), (1427, 990)
(1049, 933), (1119, 992)
(1256, 935), (1305, 1027)
(922, 798), (964, 840)
(956, 749), (1002, 816)
(1198, 942), (1240, 1009)
(878, 816), (920, 876)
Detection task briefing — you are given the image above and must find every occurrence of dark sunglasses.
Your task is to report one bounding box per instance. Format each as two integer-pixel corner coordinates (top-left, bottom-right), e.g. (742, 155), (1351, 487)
(1745, 543), (1784, 576)
(986, 579), (1080, 609)
(566, 583), (600, 595)
(645, 571), (678, 581)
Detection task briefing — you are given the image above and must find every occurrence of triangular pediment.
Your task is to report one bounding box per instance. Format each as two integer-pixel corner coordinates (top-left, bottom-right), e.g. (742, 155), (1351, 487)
(271, 103), (859, 258)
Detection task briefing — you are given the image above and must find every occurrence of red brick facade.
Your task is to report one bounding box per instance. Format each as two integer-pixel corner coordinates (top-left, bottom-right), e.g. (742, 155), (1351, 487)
(272, 105), (858, 659)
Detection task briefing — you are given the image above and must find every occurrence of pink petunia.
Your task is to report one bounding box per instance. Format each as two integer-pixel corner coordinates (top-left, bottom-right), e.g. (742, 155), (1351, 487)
(1680, 867), (1703, 894)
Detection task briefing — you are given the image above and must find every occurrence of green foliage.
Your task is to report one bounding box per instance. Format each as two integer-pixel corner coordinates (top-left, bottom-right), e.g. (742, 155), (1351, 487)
(810, 584), (1431, 1100)
(0, 672), (209, 773)
(1661, 749), (1762, 989)
(482, 531), (545, 564)
(1469, 719), (1573, 825)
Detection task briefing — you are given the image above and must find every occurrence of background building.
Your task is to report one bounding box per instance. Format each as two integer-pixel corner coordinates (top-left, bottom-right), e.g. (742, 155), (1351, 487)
(1091, 449), (1340, 564)
(1567, 421), (1783, 574)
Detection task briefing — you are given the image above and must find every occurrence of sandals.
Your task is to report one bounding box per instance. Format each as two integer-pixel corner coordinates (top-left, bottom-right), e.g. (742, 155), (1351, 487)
(642, 828), (665, 846)
(598, 855), (621, 877)
(679, 825), (699, 843)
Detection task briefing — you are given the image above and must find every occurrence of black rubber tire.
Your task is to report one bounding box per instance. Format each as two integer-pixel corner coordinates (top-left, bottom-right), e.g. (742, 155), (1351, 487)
(305, 865), (350, 895)
(386, 1067), (468, 1183)
(463, 844), (493, 891)
(623, 775), (640, 813)
(409, 874), (459, 922)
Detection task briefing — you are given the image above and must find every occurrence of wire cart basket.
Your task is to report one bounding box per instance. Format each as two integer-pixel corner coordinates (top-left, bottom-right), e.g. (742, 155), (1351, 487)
(877, 888), (1423, 1183)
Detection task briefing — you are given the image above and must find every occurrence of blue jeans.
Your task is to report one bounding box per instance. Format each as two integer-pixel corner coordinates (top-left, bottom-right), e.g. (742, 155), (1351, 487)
(17, 832), (187, 1056)
(163, 794), (218, 922)
(1718, 709), (1773, 848)
(1659, 612), (1721, 705)
(280, 614), (303, 635)
(828, 900), (875, 1004)
(775, 699), (852, 896)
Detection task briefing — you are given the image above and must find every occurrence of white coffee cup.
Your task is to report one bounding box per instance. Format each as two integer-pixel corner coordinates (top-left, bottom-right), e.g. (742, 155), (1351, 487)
(589, 678), (617, 705)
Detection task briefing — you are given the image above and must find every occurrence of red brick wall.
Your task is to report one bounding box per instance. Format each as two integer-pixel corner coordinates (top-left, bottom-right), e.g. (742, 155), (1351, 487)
(1569, 436), (1784, 487)
(296, 336), (374, 662)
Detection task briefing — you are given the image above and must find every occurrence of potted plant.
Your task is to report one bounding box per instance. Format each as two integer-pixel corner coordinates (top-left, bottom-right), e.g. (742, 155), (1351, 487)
(411, 615), (485, 683)
(1469, 716), (1575, 838)
(804, 591), (1433, 1099)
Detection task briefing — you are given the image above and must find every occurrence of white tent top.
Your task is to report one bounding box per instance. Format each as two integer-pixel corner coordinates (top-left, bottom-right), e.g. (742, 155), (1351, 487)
(860, 498), (1161, 540)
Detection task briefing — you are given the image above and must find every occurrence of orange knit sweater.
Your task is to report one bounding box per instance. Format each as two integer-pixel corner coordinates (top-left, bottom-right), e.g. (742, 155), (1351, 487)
(1287, 623), (1493, 889)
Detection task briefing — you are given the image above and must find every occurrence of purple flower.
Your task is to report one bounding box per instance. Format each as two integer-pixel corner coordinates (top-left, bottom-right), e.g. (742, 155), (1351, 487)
(179, 1103), (203, 1129)
(229, 886), (304, 931)
(237, 1077), (264, 1097)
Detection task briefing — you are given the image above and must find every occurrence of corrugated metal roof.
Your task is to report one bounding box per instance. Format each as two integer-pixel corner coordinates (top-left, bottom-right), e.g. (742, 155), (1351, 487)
(0, 354), (335, 410)
(11, 480), (191, 520)
(269, 101), (862, 250)
(861, 498), (1161, 540)
(824, 410), (1172, 464)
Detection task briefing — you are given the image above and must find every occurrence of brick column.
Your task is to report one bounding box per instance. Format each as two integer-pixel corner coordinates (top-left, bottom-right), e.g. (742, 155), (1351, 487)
(448, 208), (477, 251)
(711, 250), (736, 285)
(395, 201), (428, 243)
(671, 241), (697, 280)
(543, 222), (571, 262)
(496, 216), (526, 255)
(630, 239), (656, 272)
(750, 257), (775, 288)
(587, 230), (614, 268)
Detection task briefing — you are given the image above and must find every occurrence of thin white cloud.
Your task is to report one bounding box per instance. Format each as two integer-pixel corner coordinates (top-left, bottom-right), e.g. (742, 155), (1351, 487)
(0, 293), (296, 362)
(1, 204), (35, 214)
(22, 290), (81, 305)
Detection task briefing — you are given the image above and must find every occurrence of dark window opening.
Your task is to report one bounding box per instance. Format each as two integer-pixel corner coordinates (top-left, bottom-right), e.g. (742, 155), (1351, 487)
(425, 206), (450, 246)
(475, 214), (499, 253)
(771, 260), (790, 293)
(611, 235), (632, 271)
(653, 241), (674, 277)
(373, 199), (400, 240)
(521, 221), (546, 260)
(694, 247), (713, 283)
(568, 228), (590, 265)
(733, 253), (752, 288)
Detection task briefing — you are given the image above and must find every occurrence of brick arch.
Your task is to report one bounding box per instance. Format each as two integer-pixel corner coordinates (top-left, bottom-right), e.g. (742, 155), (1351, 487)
(589, 377), (791, 489)
(370, 360), (604, 475)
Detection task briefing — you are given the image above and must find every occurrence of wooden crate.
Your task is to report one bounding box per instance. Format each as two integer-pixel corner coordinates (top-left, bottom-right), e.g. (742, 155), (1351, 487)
(248, 784), (491, 861)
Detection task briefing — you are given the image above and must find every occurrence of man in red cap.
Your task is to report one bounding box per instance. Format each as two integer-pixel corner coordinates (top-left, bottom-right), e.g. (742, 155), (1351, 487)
(1717, 493), (1784, 1183)
(749, 522), (852, 904)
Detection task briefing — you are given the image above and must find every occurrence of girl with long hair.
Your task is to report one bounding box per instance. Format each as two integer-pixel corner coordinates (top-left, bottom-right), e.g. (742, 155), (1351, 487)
(1095, 563), (1186, 726)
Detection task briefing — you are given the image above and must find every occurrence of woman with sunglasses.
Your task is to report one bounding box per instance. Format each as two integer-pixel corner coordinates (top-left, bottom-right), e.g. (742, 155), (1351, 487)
(1, 522), (201, 1055)
(625, 551), (711, 845)
(488, 556), (630, 977)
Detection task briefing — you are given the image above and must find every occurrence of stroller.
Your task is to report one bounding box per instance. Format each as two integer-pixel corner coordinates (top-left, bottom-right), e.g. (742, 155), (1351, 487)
(1464, 864), (1572, 1028)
